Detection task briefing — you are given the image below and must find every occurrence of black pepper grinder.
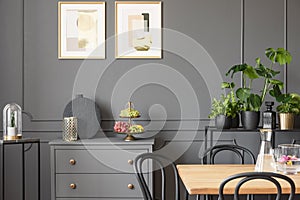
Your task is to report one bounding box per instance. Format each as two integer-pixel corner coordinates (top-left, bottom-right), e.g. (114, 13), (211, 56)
(262, 101), (276, 129)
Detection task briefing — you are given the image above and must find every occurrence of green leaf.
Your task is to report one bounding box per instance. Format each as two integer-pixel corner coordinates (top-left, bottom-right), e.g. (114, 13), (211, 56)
(230, 82), (235, 89)
(276, 92), (300, 114)
(255, 65), (266, 77)
(286, 53), (292, 64)
(291, 93), (300, 102)
(226, 64), (247, 78)
(276, 94), (285, 103)
(249, 94), (261, 111)
(276, 54), (284, 65)
(291, 108), (300, 114)
(256, 65), (275, 78)
(268, 79), (284, 89)
(221, 82), (230, 89)
(244, 65), (259, 80)
(236, 88), (250, 102)
(276, 104), (286, 113)
(270, 69), (280, 77)
(273, 85), (283, 96)
(266, 47), (292, 65)
(276, 48), (292, 65)
(256, 57), (261, 64)
(265, 48), (277, 63)
(269, 84), (283, 98)
(269, 90), (275, 97)
(281, 94), (293, 104)
(221, 82), (235, 89)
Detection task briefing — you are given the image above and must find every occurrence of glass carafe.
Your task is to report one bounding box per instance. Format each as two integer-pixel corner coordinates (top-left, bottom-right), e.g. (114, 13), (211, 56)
(255, 129), (276, 172)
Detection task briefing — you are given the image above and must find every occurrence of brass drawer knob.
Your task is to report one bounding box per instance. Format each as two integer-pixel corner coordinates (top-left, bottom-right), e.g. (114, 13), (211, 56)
(128, 159), (133, 165)
(69, 159), (76, 165)
(127, 184), (134, 189)
(70, 183), (76, 189)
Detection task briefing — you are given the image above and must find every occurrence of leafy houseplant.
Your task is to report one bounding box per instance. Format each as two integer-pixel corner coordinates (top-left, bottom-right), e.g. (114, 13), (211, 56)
(208, 82), (240, 129)
(221, 82), (240, 127)
(276, 93), (300, 114)
(208, 94), (232, 129)
(226, 63), (261, 112)
(226, 48), (292, 129)
(270, 86), (300, 129)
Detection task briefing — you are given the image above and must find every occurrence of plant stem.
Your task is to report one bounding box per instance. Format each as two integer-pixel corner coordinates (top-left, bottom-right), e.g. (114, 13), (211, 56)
(249, 79), (253, 90)
(261, 62), (274, 103)
(270, 62), (273, 70)
(261, 77), (269, 104)
(242, 72), (246, 88)
(231, 90), (235, 103)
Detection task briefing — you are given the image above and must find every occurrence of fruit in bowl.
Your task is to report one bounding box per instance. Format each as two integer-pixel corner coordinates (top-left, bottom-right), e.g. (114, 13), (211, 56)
(119, 108), (140, 118)
(129, 125), (144, 133)
(114, 121), (130, 133)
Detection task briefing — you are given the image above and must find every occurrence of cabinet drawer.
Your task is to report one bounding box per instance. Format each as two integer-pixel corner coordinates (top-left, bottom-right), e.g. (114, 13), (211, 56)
(56, 174), (148, 198)
(56, 149), (147, 173)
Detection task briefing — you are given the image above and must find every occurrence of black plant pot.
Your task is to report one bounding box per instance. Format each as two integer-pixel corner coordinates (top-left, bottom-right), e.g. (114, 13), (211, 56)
(241, 111), (260, 130)
(231, 114), (240, 128)
(215, 115), (231, 129)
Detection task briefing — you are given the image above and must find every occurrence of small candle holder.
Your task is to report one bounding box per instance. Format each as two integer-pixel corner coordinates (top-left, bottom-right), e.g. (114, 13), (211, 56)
(62, 117), (78, 141)
(3, 103), (22, 140)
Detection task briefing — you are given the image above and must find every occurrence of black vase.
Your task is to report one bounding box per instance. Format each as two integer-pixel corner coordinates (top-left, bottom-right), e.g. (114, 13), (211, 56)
(241, 111), (260, 130)
(231, 114), (240, 128)
(215, 115), (231, 129)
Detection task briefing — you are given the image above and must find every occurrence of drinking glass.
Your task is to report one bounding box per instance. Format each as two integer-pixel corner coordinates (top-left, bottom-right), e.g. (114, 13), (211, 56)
(276, 144), (300, 174)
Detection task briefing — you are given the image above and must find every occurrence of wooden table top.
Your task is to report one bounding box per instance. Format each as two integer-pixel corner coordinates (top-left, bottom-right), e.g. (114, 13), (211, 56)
(177, 164), (300, 195)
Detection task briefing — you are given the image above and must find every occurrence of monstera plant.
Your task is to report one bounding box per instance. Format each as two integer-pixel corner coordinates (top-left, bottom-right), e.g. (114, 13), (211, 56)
(226, 48), (292, 129)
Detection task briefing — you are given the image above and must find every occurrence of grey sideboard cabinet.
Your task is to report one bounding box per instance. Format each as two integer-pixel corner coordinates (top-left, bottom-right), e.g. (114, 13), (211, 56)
(50, 138), (154, 200)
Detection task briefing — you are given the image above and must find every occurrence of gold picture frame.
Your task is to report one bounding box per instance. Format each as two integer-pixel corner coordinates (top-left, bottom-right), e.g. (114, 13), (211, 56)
(115, 1), (162, 59)
(58, 2), (105, 59)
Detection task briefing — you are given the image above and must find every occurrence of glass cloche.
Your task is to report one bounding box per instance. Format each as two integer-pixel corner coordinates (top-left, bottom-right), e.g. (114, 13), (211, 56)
(3, 103), (22, 140)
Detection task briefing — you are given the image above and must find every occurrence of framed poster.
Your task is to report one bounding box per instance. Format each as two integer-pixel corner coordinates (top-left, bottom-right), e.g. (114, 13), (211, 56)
(58, 2), (105, 59)
(115, 1), (162, 58)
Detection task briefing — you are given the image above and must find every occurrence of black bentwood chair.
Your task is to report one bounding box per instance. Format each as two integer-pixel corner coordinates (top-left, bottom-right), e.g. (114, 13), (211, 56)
(134, 152), (180, 200)
(218, 172), (296, 200)
(190, 144), (256, 200)
(202, 144), (256, 164)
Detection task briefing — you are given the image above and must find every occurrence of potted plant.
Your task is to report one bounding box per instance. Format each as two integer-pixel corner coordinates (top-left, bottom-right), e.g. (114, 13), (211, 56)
(208, 82), (240, 129)
(208, 94), (232, 129)
(226, 63), (262, 129)
(270, 86), (300, 130)
(7, 112), (17, 137)
(226, 48), (292, 129)
(221, 82), (240, 128)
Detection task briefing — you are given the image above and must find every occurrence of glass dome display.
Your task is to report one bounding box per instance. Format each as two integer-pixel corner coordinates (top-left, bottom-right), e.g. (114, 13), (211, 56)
(3, 103), (22, 140)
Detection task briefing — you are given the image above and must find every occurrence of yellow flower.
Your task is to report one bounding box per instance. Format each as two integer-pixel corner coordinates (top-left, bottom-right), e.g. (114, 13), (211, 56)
(286, 160), (293, 166)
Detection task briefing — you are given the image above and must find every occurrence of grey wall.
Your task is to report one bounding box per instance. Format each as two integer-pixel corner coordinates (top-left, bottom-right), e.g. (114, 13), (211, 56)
(1, 0), (300, 199)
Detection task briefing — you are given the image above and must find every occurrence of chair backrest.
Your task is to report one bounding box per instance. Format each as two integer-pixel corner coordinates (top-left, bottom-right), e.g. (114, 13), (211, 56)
(202, 144), (256, 164)
(134, 152), (180, 200)
(218, 172), (296, 200)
